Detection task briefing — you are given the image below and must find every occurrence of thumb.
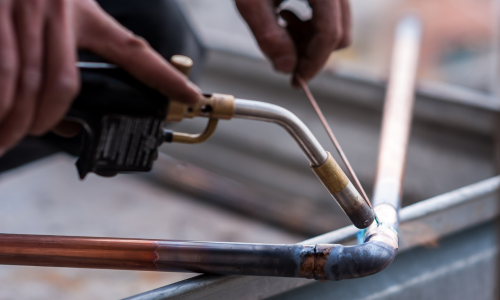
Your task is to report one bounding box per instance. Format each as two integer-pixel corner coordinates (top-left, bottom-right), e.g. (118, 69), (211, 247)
(75, 1), (201, 104)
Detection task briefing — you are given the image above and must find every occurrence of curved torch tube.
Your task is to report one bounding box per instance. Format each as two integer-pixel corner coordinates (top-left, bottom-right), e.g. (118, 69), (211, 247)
(233, 99), (374, 229)
(165, 98), (375, 228)
(233, 99), (327, 166)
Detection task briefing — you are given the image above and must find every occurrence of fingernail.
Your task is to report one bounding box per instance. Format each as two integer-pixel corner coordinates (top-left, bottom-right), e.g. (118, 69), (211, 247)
(274, 55), (296, 73)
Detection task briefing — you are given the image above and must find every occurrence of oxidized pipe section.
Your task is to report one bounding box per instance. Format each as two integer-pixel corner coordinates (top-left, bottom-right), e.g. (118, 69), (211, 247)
(233, 99), (374, 228)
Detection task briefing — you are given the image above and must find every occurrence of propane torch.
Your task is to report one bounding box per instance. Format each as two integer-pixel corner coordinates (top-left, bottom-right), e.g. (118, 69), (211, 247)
(67, 55), (375, 229)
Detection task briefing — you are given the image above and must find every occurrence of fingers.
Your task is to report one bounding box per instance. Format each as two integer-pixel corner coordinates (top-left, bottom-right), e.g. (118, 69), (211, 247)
(279, 10), (312, 57)
(0, 0), (43, 150)
(236, 0), (296, 73)
(293, 0), (345, 85)
(29, 0), (80, 136)
(0, 0), (18, 130)
(337, 0), (352, 49)
(75, 1), (201, 104)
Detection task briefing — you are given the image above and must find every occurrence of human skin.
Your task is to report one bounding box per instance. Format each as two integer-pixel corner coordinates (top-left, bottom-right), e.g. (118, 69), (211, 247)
(0, 0), (202, 155)
(0, 0), (351, 156)
(235, 0), (351, 86)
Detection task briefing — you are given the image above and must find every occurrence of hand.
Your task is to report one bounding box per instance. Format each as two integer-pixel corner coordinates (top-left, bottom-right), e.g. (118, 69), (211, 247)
(0, 0), (202, 156)
(236, 0), (351, 86)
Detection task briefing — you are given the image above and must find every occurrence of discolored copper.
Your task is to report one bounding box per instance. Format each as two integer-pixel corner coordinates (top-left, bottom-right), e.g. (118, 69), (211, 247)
(297, 248), (315, 279)
(313, 244), (333, 281)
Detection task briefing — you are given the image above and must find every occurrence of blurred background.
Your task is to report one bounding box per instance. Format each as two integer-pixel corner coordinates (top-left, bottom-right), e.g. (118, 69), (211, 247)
(337, 0), (497, 92)
(0, 0), (498, 299)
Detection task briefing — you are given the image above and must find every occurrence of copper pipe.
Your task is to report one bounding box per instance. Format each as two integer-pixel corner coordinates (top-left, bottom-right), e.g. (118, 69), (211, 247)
(233, 99), (375, 228)
(372, 16), (422, 219)
(0, 229), (397, 281)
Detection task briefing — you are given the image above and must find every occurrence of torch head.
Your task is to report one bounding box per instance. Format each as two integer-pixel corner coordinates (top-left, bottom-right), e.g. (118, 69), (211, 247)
(311, 152), (375, 229)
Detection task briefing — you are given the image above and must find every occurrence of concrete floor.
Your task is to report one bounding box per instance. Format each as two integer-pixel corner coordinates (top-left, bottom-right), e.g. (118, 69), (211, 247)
(0, 155), (302, 299)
